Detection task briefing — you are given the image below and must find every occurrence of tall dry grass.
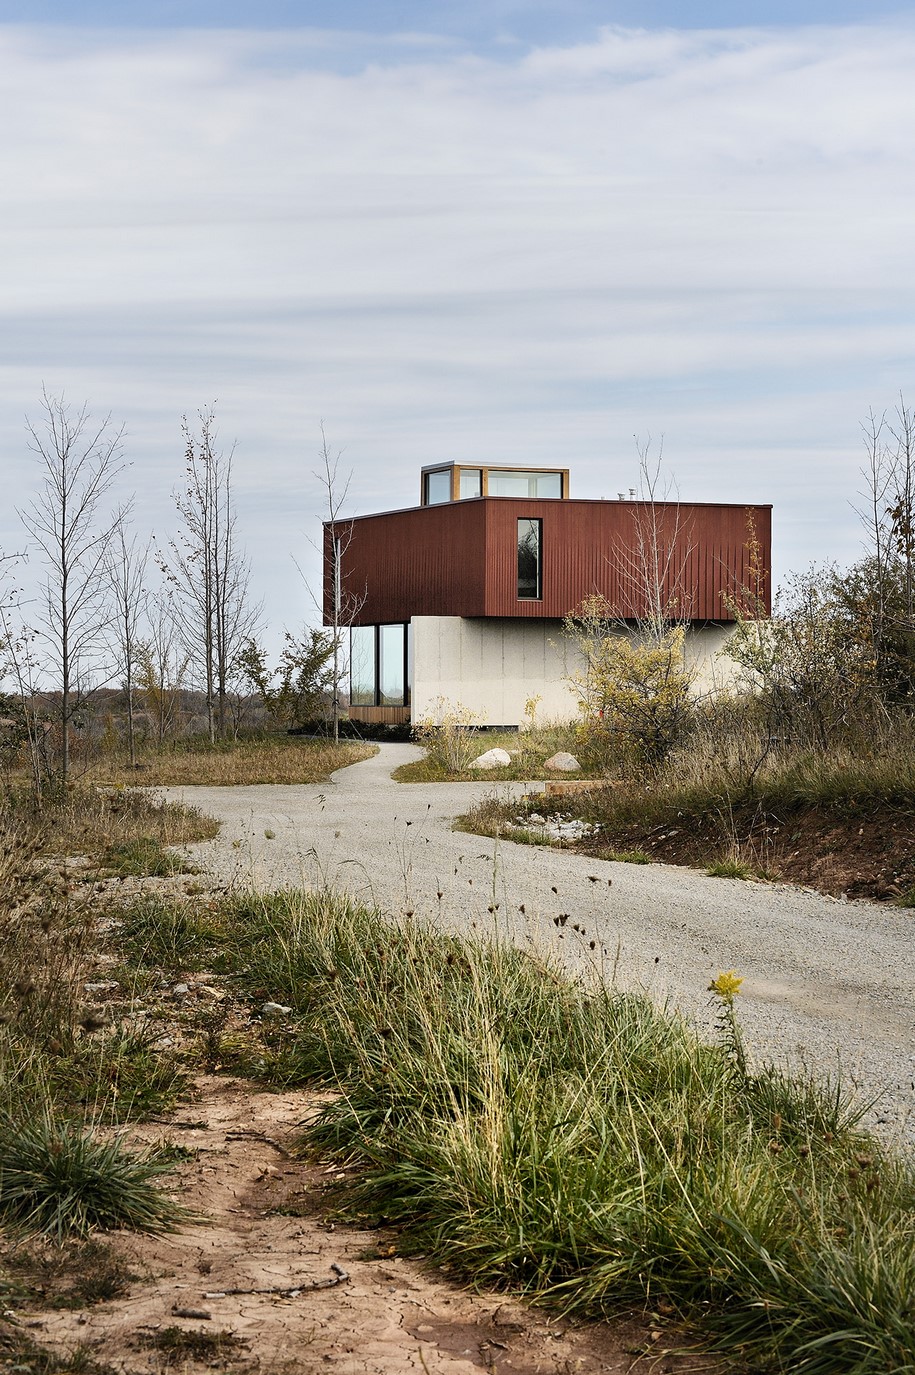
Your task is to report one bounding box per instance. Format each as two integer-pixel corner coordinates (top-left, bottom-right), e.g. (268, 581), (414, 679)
(0, 801), (195, 1123)
(209, 888), (915, 1373)
(82, 734), (376, 787)
(0, 808), (193, 1239)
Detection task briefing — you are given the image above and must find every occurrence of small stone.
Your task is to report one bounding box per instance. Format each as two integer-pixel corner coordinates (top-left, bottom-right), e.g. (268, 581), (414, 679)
(261, 1002), (293, 1017)
(469, 748), (512, 769)
(544, 752), (581, 772)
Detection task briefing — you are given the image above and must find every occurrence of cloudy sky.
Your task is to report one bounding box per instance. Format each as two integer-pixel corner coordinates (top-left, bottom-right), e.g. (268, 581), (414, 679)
(2, 0), (915, 649)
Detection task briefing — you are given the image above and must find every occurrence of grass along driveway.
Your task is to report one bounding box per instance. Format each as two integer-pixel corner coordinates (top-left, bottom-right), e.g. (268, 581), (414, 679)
(165, 744), (915, 1149)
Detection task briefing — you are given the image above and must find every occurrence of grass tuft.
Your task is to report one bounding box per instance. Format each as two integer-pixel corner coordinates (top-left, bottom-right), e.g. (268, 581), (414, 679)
(139, 1328), (247, 1363)
(599, 848), (651, 864)
(706, 857), (751, 879)
(0, 1113), (187, 1239)
(114, 896), (223, 972)
(97, 837), (190, 878)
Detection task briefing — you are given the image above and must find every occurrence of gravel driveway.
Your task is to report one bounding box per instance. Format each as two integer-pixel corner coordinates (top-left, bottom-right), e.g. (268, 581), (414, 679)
(168, 743), (915, 1147)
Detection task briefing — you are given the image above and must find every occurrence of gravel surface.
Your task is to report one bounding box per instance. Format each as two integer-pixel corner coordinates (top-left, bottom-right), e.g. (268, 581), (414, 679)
(169, 743), (915, 1148)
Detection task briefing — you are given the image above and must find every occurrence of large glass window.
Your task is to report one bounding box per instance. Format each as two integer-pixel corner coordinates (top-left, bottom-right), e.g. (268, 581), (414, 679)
(350, 624), (410, 707)
(517, 518), (542, 600)
(350, 626), (376, 706)
(423, 469), (451, 505)
(489, 470), (563, 499)
(379, 623), (407, 706)
(459, 468), (482, 499)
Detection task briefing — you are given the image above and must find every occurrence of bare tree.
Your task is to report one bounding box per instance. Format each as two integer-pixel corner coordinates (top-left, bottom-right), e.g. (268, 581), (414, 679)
(163, 407), (259, 743)
(137, 589), (190, 746)
(886, 397), (915, 633)
(617, 436), (696, 637)
(854, 396), (915, 703)
(105, 511), (148, 768)
(18, 390), (125, 786)
(563, 440), (700, 771)
(311, 425), (365, 742)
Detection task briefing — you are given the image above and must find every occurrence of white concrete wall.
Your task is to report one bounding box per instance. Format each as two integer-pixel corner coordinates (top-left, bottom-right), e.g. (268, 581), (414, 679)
(684, 622), (743, 696)
(410, 616), (741, 727)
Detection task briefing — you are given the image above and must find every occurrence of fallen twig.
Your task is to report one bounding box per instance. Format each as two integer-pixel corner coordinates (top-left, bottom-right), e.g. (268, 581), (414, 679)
(224, 1129), (292, 1156)
(147, 1117), (209, 1130)
(204, 1263), (349, 1299)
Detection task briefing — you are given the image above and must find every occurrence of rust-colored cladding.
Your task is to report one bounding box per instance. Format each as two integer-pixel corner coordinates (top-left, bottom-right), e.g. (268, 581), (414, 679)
(325, 498), (771, 625)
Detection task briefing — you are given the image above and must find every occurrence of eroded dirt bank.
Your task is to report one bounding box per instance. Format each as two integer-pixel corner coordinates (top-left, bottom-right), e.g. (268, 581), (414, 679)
(10, 1077), (712, 1375)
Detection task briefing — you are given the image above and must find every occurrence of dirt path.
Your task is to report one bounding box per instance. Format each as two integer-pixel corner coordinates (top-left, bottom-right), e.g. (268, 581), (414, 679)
(164, 745), (915, 1147)
(19, 1076), (711, 1375)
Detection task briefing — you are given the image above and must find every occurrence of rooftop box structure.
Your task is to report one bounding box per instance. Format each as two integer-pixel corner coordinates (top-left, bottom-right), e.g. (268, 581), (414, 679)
(325, 465), (770, 727)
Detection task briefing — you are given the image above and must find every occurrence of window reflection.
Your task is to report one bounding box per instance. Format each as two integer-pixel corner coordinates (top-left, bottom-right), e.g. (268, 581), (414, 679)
(350, 626), (376, 706)
(517, 518), (542, 600)
(350, 624), (409, 707)
(459, 468), (482, 499)
(379, 624), (406, 706)
(423, 469), (451, 505)
(490, 470), (562, 498)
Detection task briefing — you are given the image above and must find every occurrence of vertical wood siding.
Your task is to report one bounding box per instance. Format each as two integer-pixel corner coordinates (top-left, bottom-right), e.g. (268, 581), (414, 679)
(327, 498), (771, 625)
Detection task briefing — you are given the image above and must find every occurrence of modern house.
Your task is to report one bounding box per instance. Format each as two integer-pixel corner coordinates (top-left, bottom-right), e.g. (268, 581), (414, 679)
(324, 463), (771, 728)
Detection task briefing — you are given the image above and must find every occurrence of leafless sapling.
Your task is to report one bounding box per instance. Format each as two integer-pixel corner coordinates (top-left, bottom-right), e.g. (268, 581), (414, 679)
(163, 407), (260, 743)
(18, 389), (125, 786)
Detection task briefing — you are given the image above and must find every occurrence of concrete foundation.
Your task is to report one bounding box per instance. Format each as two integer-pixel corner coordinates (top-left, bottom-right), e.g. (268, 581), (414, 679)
(410, 616), (740, 727)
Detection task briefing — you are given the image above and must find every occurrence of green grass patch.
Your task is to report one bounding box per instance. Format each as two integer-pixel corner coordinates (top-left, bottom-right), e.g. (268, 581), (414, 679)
(61, 1026), (190, 1120)
(114, 896), (223, 972)
(501, 825), (560, 847)
(0, 1113), (188, 1239)
(706, 858), (751, 879)
(205, 886), (915, 1373)
(598, 848), (652, 864)
(97, 837), (190, 878)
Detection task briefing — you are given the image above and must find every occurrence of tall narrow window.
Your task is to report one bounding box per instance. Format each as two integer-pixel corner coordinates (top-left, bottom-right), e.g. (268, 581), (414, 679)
(517, 518), (542, 600)
(379, 623), (407, 706)
(350, 626), (376, 706)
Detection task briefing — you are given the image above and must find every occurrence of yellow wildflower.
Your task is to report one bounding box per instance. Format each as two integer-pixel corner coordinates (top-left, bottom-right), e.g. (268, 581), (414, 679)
(708, 970), (743, 999)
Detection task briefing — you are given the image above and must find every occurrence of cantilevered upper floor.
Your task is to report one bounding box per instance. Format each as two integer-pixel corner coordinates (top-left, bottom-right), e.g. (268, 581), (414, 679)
(325, 479), (770, 627)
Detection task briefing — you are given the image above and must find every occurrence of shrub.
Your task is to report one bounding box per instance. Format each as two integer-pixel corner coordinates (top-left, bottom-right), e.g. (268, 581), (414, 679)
(412, 697), (483, 772)
(565, 595), (694, 770)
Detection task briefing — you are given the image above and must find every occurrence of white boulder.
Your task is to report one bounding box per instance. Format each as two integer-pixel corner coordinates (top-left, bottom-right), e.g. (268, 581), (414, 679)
(544, 752), (581, 772)
(469, 747), (512, 770)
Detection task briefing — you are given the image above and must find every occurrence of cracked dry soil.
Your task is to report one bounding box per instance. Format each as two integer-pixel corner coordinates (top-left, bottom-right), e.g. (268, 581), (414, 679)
(12, 1078), (716, 1375)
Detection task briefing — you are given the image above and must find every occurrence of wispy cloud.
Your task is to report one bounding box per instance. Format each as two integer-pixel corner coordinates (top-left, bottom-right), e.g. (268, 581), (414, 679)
(1, 20), (914, 629)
